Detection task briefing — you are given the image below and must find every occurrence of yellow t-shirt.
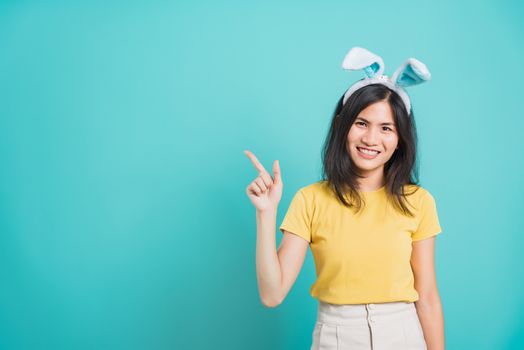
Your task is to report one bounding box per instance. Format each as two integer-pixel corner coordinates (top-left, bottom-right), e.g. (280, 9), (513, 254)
(279, 180), (442, 305)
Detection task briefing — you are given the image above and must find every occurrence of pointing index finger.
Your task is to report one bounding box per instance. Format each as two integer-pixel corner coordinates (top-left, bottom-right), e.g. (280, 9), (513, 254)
(244, 150), (268, 175)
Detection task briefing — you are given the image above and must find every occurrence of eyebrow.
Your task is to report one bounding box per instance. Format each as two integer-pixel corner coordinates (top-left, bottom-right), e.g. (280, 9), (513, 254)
(356, 117), (395, 126)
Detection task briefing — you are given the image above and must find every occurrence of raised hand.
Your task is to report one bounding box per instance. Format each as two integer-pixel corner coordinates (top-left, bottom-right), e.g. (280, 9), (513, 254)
(244, 150), (283, 212)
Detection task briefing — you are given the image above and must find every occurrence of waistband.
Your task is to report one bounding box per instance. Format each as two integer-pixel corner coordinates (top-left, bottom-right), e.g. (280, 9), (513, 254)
(317, 301), (416, 326)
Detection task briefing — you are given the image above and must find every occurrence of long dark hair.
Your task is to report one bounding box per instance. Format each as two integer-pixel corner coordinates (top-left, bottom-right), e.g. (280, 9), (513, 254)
(321, 83), (420, 217)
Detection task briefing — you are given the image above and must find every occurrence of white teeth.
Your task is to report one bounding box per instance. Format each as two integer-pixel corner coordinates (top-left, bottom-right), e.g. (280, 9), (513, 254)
(358, 147), (379, 155)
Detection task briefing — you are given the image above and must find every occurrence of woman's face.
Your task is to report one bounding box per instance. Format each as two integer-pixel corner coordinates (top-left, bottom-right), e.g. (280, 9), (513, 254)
(346, 100), (399, 176)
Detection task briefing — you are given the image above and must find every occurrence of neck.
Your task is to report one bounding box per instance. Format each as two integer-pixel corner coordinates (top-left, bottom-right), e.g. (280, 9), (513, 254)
(357, 168), (385, 192)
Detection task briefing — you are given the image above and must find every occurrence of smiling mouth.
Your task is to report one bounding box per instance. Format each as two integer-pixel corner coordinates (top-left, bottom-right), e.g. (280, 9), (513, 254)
(357, 147), (380, 155)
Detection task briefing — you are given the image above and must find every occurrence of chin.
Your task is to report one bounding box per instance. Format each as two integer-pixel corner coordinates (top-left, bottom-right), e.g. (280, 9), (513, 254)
(356, 164), (382, 172)
(351, 155), (384, 172)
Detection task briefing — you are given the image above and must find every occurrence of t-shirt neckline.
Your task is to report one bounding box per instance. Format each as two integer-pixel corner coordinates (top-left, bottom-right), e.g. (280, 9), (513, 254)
(360, 185), (386, 195)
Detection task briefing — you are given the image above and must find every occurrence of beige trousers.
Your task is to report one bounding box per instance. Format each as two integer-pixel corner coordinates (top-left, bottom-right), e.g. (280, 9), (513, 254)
(311, 301), (427, 350)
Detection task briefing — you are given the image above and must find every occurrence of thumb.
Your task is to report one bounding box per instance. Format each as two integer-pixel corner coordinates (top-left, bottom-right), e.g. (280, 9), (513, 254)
(272, 160), (282, 184)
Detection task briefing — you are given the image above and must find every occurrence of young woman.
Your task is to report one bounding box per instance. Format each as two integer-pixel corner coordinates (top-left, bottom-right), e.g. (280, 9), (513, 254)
(244, 47), (444, 350)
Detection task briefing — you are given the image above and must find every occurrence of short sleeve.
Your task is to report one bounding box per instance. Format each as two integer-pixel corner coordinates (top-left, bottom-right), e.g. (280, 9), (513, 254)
(411, 190), (443, 241)
(279, 189), (312, 243)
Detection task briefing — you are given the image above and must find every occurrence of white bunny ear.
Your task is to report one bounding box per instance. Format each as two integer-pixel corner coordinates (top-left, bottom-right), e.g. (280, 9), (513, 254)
(342, 47), (385, 78)
(391, 58), (431, 87)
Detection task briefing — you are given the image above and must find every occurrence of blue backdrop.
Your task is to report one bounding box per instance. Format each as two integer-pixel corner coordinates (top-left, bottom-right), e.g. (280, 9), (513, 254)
(0, 0), (523, 349)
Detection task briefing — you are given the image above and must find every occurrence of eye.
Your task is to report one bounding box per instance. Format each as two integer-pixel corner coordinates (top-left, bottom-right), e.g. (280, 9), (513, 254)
(355, 121), (366, 127)
(383, 126), (393, 131)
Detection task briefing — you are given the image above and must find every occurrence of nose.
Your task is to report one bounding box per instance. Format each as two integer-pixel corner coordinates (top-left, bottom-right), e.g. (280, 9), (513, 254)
(361, 126), (380, 145)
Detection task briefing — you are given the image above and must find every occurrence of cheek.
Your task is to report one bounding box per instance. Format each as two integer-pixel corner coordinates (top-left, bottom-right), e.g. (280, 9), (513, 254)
(347, 128), (360, 144)
(384, 133), (399, 147)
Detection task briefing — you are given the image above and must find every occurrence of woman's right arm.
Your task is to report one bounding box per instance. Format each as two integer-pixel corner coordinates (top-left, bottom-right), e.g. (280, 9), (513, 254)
(256, 209), (308, 307)
(244, 150), (308, 308)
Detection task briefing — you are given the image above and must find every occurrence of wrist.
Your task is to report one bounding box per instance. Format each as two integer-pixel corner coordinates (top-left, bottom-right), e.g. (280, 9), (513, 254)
(256, 208), (277, 217)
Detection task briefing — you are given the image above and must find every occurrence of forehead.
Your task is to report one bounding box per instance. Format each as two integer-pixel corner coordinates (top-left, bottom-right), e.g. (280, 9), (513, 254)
(357, 100), (395, 123)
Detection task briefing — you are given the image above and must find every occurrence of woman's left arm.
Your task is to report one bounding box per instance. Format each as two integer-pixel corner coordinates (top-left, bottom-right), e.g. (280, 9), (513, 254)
(411, 236), (445, 350)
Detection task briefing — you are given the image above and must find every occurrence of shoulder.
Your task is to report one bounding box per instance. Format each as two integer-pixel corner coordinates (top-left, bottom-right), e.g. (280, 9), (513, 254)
(298, 180), (332, 198)
(402, 184), (438, 208)
(403, 184), (433, 196)
(288, 181), (333, 207)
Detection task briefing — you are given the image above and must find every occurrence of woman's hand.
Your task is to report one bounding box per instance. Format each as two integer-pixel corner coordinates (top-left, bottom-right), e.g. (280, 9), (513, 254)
(244, 150), (283, 212)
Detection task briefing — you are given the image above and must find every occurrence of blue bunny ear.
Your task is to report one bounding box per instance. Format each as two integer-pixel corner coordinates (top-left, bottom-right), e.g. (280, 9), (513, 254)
(391, 58), (431, 87)
(342, 47), (385, 78)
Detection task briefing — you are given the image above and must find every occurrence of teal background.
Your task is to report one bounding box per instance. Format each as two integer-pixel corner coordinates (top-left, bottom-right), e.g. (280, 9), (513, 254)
(0, 0), (523, 349)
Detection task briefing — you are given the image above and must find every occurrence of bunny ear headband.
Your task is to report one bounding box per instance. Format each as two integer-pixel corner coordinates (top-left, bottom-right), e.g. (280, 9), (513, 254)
(341, 46), (431, 114)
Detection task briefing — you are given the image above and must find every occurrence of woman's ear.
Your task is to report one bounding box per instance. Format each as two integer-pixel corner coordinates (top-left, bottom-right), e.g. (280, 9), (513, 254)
(391, 58), (431, 87)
